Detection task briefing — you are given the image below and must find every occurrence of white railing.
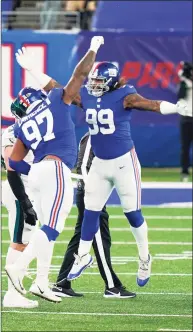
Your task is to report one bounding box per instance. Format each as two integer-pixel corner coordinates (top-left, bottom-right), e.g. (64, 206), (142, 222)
(2, 11), (81, 30)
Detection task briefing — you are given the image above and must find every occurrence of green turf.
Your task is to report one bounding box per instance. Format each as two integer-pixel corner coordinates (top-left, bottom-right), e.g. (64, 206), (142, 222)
(1, 167), (192, 182)
(1, 206), (192, 331)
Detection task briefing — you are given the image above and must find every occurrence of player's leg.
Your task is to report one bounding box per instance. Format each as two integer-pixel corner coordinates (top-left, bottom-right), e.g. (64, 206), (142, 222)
(2, 181), (38, 308)
(67, 158), (114, 280)
(5, 160), (72, 302)
(114, 149), (152, 287)
(180, 119), (193, 180)
(52, 188), (86, 297)
(29, 160), (74, 301)
(92, 206), (136, 298)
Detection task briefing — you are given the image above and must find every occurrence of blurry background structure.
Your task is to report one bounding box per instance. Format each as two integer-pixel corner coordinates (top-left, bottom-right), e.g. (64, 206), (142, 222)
(1, 0), (192, 170)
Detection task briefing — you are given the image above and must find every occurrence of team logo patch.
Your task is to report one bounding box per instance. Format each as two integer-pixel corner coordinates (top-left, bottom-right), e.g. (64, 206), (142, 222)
(108, 68), (117, 77)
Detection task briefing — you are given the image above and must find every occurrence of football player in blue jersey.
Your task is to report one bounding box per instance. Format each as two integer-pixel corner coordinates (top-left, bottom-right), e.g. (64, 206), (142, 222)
(66, 62), (191, 286)
(14, 57), (191, 288)
(5, 36), (104, 303)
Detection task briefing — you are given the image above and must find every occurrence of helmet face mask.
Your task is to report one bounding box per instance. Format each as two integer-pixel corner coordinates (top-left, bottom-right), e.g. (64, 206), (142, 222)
(11, 87), (47, 119)
(86, 77), (111, 97)
(86, 62), (120, 97)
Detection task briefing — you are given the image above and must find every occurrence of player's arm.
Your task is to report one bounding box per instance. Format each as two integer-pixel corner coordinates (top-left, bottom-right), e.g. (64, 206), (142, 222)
(124, 93), (191, 117)
(9, 139), (31, 175)
(4, 145), (37, 226)
(15, 37), (104, 106)
(63, 36), (104, 105)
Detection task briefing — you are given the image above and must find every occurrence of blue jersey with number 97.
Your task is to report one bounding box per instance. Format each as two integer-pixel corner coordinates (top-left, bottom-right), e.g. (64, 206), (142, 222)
(15, 88), (77, 169)
(80, 84), (136, 159)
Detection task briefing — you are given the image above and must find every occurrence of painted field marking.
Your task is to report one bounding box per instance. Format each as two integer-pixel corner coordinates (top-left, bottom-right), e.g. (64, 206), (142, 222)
(1, 214), (192, 220)
(2, 311), (192, 318)
(2, 226), (192, 232)
(1, 290), (192, 296)
(2, 240), (192, 245)
(2, 271), (192, 277)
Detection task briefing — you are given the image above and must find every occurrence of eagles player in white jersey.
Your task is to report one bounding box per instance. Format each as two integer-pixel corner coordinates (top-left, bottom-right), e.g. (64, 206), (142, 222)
(2, 125), (38, 308)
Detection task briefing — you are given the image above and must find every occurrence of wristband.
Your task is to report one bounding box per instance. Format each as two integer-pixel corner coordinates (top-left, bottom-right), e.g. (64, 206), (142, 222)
(9, 158), (31, 175)
(28, 69), (51, 88)
(160, 101), (177, 115)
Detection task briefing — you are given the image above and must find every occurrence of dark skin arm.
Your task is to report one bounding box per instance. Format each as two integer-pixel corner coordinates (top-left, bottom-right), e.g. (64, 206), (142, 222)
(10, 139), (29, 162)
(43, 50), (96, 106)
(124, 93), (161, 113)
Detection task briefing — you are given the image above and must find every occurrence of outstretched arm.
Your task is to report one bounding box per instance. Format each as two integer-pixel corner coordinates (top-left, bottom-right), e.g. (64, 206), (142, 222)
(124, 94), (161, 112)
(124, 93), (191, 117)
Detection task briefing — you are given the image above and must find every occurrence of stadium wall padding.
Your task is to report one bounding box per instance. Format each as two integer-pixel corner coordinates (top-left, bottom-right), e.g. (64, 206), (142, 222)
(2, 30), (192, 167)
(92, 1), (192, 32)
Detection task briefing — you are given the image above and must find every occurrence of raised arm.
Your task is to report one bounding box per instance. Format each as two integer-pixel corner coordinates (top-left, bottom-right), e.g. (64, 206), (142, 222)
(124, 93), (191, 117)
(63, 36), (104, 104)
(15, 36), (104, 105)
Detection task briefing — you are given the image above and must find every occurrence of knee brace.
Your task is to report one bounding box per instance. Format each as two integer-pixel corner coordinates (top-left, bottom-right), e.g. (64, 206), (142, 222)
(125, 210), (144, 228)
(41, 225), (59, 241)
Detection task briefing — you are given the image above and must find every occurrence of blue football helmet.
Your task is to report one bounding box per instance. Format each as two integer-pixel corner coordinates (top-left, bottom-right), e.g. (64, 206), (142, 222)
(86, 62), (120, 97)
(11, 86), (47, 119)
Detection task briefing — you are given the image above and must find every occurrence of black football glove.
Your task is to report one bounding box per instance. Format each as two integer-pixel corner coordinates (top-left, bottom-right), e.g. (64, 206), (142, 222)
(21, 197), (38, 226)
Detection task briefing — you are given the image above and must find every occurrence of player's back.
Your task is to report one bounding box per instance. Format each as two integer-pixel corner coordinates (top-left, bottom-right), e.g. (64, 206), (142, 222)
(17, 88), (77, 170)
(81, 84), (136, 159)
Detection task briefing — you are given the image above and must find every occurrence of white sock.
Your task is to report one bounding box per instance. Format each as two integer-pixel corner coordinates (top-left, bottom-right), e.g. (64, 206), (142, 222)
(130, 220), (149, 261)
(6, 247), (22, 292)
(35, 233), (55, 288)
(78, 239), (92, 257)
(15, 229), (55, 287)
(14, 229), (41, 272)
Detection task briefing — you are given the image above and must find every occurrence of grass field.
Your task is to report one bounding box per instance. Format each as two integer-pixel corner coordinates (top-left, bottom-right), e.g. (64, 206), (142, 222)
(1, 205), (192, 332)
(1, 167), (192, 182)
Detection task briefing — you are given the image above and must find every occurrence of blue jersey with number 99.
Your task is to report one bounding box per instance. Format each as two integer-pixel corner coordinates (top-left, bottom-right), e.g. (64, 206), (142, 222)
(15, 88), (77, 169)
(80, 84), (136, 159)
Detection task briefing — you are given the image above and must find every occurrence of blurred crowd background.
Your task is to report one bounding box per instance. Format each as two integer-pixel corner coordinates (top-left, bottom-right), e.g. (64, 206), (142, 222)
(1, 0), (192, 180)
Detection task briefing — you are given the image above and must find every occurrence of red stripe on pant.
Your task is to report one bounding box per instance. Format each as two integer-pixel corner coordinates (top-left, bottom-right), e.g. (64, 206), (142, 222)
(131, 149), (141, 209)
(50, 162), (63, 229)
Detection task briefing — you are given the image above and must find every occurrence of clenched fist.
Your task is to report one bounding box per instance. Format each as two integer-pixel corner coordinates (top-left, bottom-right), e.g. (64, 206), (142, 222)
(176, 100), (192, 117)
(90, 36), (104, 53)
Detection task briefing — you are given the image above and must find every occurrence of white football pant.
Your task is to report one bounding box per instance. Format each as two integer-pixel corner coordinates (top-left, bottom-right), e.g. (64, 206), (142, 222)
(28, 160), (73, 233)
(85, 148), (141, 212)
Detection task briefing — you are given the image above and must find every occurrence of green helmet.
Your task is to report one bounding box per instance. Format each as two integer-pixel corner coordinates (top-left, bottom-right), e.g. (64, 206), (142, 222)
(11, 98), (27, 119)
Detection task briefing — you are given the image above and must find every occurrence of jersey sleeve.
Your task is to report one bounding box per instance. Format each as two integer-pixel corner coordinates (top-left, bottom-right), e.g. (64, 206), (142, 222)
(47, 88), (64, 104)
(125, 84), (137, 95)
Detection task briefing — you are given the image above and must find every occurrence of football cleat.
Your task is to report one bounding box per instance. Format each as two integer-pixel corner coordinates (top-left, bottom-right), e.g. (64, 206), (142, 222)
(3, 290), (38, 308)
(67, 253), (93, 281)
(137, 254), (152, 287)
(52, 285), (84, 298)
(30, 282), (62, 303)
(104, 286), (136, 299)
(5, 265), (26, 295)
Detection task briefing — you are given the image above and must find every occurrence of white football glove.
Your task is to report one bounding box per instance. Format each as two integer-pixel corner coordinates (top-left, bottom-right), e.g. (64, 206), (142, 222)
(15, 47), (35, 71)
(176, 100), (192, 117)
(90, 36), (104, 53)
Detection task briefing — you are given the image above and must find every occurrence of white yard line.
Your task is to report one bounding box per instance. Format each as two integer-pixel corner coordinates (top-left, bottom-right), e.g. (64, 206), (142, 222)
(2, 272), (192, 277)
(2, 240), (192, 245)
(158, 330), (192, 331)
(2, 226), (192, 232)
(1, 290), (192, 296)
(2, 311), (192, 318)
(1, 214), (192, 220)
(1, 240), (192, 245)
